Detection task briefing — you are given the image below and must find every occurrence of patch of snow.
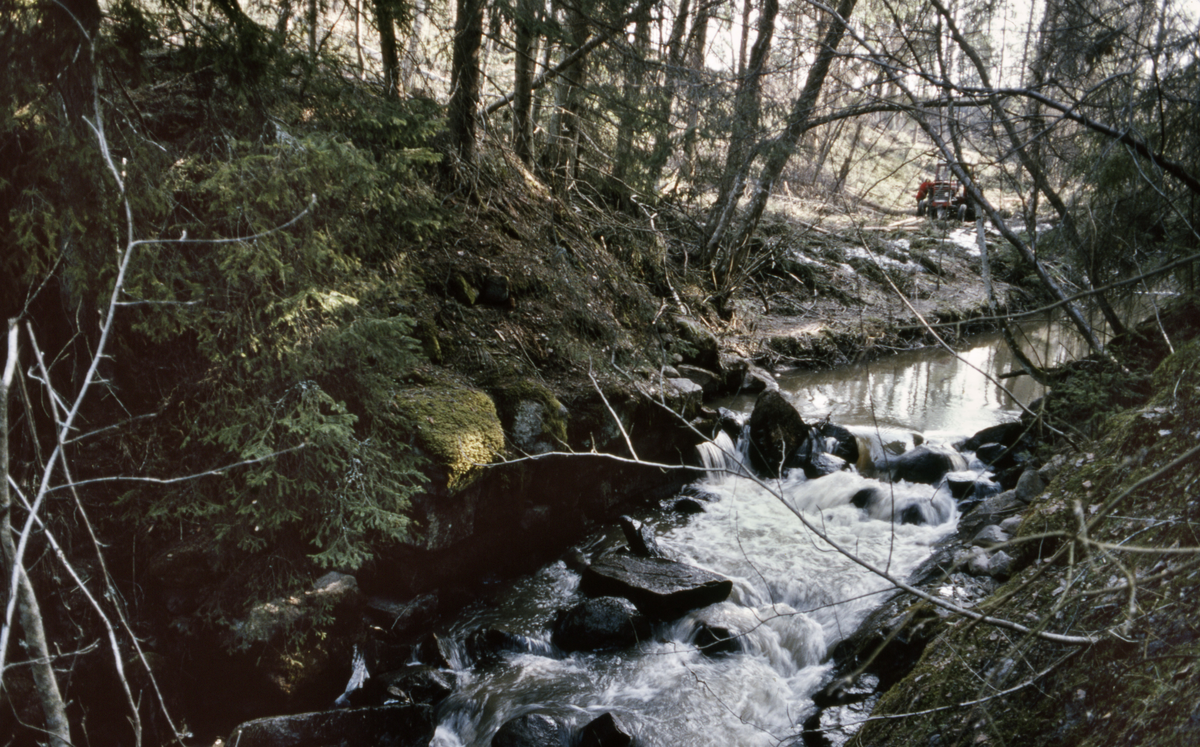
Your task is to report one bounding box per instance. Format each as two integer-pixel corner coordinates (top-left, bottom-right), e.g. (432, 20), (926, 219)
(787, 250), (824, 266)
(945, 227), (981, 256)
(844, 244), (923, 273)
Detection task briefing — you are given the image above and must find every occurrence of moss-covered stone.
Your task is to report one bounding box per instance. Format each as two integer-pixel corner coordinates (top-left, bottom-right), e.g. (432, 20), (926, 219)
(450, 273), (478, 305)
(391, 386), (504, 491)
(492, 380), (569, 453)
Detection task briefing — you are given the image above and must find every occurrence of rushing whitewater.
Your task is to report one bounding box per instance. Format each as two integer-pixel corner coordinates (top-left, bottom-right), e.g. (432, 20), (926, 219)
(430, 421), (967, 747)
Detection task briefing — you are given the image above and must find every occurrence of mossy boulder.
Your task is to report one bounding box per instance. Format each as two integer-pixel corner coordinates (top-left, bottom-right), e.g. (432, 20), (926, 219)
(493, 381), (569, 455)
(391, 386), (504, 492)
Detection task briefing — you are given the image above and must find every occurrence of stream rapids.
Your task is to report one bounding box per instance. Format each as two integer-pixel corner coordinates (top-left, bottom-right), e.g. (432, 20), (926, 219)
(422, 322), (1078, 746)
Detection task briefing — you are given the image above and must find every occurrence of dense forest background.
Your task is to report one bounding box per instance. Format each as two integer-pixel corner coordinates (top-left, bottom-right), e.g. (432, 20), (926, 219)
(2, 0), (1199, 744)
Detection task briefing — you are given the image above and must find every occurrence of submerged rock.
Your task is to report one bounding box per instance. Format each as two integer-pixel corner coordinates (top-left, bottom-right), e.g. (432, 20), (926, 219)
(464, 628), (551, 667)
(580, 553), (733, 620)
(806, 452), (849, 478)
(551, 597), (651, 652)
(890, 446), (966, 485)
(227, 703), (435, 747)
(671, 497), (706, 515)
(374, 666), (455, 708)
(492, 712), (568, 747)
(813, 421), (861, 465)
(578, 712), (634, 747)
(693, 623), (742, 656)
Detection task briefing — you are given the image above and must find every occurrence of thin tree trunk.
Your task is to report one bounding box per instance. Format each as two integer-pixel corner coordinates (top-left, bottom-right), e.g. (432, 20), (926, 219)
(531, 37), (554, 129)
(547, 0), (590, 191)
(644, 0), (694, 188)
(400, 0), (426, 93)
(809, 118), (845, 186)
(737, 0), (752, 76)
(976, 219), (1048, 384)
(448, 0), (486, 168)
(612, 9), (652, 193)
(47, 0), (104, 391)
(833, 118), (865, 192)
(1, 322), (72, 747)
(307, 0), (318, 63)
(374, 0), (400, 97)
(678, 1), (712, 183)
(711, 0), (857, 265)
(699, 0), (779, 265)
(1013, 0), (1127, 338)
(512, 0), (539, 164)
(354, 0), (364, 77)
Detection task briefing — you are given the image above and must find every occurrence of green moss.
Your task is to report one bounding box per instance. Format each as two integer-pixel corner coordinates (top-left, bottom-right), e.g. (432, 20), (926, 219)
(413, 317), (443, 364)
(392, 386), (504, 491)
(451, 273), (479, 305)
(492, 380), (570, 447)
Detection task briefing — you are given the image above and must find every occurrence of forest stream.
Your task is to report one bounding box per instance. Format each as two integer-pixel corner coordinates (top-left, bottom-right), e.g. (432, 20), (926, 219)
(416, 315), (1091, 746)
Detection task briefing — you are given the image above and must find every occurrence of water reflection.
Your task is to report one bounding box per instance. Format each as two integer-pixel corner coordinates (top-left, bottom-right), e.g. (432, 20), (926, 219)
(719, 314), (1096, 439)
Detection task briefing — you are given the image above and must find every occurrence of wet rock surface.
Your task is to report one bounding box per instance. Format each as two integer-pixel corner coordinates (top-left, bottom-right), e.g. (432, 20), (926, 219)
(227, 704), (435, 747)
(580, 553), (734, 620)
(747, 388), (811, 477)
(491, 712), (569, 747)
(550, 597), (652, 652)
(579, 712), (635, 747)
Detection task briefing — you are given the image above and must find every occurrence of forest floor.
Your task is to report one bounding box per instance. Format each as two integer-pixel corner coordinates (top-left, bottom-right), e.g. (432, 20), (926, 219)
(409, 150), (1030, 410)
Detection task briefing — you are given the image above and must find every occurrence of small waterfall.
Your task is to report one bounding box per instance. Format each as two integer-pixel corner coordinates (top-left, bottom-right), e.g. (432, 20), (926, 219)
(696, 430), (750, 483)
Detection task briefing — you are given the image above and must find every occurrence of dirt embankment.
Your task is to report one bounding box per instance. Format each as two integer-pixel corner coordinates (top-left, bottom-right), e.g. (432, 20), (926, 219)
(417, 165), (1029, 414)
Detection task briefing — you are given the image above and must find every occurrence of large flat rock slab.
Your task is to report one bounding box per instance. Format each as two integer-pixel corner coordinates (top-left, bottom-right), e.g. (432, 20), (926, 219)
(580, 553), (732, 620)
(227, 704), (435, 747)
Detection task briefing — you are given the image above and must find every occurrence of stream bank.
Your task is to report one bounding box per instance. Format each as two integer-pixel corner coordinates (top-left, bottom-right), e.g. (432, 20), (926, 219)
(211, 293), (1200, 747)
(149, 192), (1038, 740)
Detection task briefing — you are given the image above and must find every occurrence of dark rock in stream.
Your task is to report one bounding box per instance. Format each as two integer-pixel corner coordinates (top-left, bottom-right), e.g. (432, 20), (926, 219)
(974, 442), (1011, 467)
(618, 515), (664, 558)
(890, 446), (966, 485)
(813, 421), (861, 466)
(492, 712), (569, 747)
(805, 452), (848, 478)
(579, 712), (635, 747)
(693, 623), (742, 656)
(580, 553), (733, 621)
(850, 488), (881, 509)
(551, 597), (651, 652)
(962, 421), (1027, 452)
(945, 475), (977, 500)
(227, 703), (435, 747)
(671, 497), (706, 515)
(715, 406), (748, 441)
(373, 666), (455, 707)
(747, 389), (810, 478)
(464, 628), (553, 667)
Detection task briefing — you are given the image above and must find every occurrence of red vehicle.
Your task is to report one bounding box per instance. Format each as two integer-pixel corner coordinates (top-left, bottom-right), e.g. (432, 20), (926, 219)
(916, 163), (976, 221)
